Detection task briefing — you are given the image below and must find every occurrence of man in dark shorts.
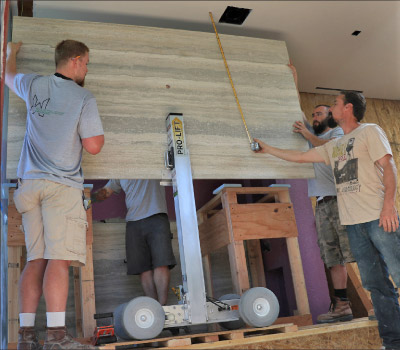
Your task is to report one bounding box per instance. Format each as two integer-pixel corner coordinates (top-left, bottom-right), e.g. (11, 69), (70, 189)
(93, 180), (176, 305)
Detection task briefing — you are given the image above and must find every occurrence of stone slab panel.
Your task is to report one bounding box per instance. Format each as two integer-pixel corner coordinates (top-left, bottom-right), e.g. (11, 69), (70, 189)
(7, 17), (314, 179)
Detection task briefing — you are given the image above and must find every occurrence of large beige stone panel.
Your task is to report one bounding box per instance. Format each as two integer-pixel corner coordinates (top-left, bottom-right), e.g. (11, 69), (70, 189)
(7, 17), (314, 179)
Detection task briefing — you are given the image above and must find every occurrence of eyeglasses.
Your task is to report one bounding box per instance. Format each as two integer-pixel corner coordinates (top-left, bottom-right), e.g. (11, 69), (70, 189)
(71, 56), (81, 61)
(311, 112), (324, 118)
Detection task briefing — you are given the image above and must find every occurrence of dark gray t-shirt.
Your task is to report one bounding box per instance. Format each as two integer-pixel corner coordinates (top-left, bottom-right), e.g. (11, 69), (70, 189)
(14, 73), (104, 189)
(106, 179), (168, 221)
(306, 124), (344, 197)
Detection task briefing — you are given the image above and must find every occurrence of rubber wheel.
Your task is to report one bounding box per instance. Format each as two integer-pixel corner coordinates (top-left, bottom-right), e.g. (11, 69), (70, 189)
(218, 294), (245, 330)
(239, 287), (279, 328)
(114, 296), (165, 340)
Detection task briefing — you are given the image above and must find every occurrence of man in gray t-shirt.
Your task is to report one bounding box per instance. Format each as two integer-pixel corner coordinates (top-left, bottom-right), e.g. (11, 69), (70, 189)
(93, 180), (176, 306)
(293, 104), (355, 323)
(6, 40), (103, 350)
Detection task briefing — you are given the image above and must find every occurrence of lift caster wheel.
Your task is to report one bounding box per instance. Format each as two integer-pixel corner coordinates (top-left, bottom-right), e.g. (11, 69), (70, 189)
(239, 287), (279, 327)
(218, 294), (246, 330)
(114, 296), (165, 340)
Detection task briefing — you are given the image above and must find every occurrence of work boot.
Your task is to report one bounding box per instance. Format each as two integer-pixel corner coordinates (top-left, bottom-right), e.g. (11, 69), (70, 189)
(43, 327), (95, 350)
(17, 327), (42, 350)
(316, 297), (353, 324)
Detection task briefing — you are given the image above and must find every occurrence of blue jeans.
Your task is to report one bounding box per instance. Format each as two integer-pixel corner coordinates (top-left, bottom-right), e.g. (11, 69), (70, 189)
(346, 220), (400, 349)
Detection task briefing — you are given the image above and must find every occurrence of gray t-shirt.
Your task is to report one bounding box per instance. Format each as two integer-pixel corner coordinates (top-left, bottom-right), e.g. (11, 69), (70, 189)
(106, 179), (168, 221)
(306, 125), (344, 197)
(13, 73), (104, 189)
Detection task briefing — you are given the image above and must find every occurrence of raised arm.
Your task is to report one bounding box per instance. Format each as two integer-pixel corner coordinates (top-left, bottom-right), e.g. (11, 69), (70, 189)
(376, 154), (399, 232)
(288, 61), (302, 106)
(288, 62), (327, 146)
(5, 41), (22, 94)
(292, 121), (333, 147)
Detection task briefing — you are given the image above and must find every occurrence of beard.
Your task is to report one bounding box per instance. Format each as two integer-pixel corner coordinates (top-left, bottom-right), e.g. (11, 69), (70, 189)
(327, 111), (338, 128)
(313, 118), (329, 135)
(77, 78), (85, 87)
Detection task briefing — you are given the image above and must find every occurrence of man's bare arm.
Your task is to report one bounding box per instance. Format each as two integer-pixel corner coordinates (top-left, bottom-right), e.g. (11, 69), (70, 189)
(5, 42), (22, 94)
(376, 154), (399, 232)
(288, 61), (301, 105)
(82, 135), (105, 155)
(254, 138), (326, 164)
(292, 121), (332, 147)
(92, 187), (114, 202)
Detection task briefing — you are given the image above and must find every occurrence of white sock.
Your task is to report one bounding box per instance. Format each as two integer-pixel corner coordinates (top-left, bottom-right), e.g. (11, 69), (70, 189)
(19, 313), (36, 327)
(46, 312), (66, 328)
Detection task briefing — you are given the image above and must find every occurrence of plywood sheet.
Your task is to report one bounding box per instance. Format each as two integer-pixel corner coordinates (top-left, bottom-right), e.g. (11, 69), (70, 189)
(7, 16), (314, 180)
(164, 318), (380, 349)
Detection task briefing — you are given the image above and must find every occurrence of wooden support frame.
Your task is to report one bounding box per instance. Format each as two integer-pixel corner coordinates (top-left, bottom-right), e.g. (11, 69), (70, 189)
(7, 188), (96, 339)
(197, 187), (312, 326)
(7, 246), (22, 342)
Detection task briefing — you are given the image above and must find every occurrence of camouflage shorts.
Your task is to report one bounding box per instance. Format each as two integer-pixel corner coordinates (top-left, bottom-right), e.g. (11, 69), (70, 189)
(315, 198), (355, 268)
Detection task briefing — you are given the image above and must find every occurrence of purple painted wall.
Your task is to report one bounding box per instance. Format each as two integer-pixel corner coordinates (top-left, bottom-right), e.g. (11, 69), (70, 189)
(90, 180), (127, 221)
(87, 178), (330, 323)
(276, 179), (330, 322)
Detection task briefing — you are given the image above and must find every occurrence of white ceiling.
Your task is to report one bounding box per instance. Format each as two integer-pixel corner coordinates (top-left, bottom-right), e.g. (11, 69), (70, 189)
(11, 1), (400, 100)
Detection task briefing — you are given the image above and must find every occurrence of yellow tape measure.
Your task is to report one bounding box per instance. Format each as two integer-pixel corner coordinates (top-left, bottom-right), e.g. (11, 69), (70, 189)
(209, 12), (259, 151)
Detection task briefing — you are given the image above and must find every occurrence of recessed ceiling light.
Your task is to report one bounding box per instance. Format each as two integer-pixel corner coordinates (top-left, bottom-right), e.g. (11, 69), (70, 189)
(219, 6), (252, 25)
(352, 30), (362, 36)
(316, 87), (363, 93)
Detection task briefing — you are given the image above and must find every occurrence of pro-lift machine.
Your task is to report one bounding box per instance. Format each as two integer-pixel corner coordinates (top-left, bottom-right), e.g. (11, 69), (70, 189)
(113, 113), (280, 340)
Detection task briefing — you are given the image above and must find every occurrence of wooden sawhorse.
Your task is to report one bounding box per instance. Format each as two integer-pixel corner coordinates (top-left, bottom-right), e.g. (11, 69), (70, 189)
(197, 187), (312, 326)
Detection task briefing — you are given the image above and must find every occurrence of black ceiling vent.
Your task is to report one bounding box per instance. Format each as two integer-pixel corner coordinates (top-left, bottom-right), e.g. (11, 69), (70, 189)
(352, 30), (362, 36)
(219, 6), (252, 25)
(316, 87), (363, 93)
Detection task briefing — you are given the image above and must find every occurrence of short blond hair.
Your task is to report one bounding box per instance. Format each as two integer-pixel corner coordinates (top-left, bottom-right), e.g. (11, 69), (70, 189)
(55, 40), (89, 67)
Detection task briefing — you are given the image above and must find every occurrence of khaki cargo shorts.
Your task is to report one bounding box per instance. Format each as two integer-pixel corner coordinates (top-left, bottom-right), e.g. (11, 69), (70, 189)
(315, 198), (355, 268)
(13, 179), (87, 267)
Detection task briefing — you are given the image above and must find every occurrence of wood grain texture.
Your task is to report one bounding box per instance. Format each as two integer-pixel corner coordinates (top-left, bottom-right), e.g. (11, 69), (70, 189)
(7, 16), (314, 180)
(166, 319), (380, 349)
(286, 237), (310, 315)
(198, 210), (230, 256)
(7, 247), (22, 343)
(8, 319), (379, 350)
(230, 203), (298, 240)
(346, 262), (373, 314)
(246, 240), (266, 287)
(79, 245), (96, 337)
